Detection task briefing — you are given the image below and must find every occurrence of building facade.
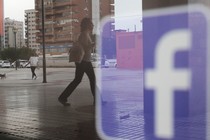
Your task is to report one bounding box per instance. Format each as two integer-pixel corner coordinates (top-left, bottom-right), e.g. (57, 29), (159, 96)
(4, 18), (25, 48)
(25, 9), (40, 54)
(35, 0), (114, 54)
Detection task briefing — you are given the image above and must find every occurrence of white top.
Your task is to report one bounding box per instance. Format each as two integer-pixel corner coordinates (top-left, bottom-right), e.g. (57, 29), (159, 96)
(78, 32), (95, 62)
(29, 57), (39, 67)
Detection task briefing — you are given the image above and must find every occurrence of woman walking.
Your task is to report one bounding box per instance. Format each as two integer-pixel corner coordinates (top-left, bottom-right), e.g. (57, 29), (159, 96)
(58, 17), (96, 106)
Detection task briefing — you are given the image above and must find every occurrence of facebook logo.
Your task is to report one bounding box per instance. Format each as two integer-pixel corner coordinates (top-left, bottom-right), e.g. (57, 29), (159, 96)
(144, 6), (209, 139)
(145, 29), (192, 138)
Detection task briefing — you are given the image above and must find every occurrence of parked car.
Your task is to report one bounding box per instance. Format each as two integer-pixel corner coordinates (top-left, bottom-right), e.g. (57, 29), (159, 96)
(0, 60), (3, 67)
(1, 60), (11, 68)
(104, 59), (117, 68)
(91, 57), (102, 68)
(91, 54), (117, 68)
(11, 59), (30, 68)
(22, 61), (30, 68)
(91, 53), (102, 68)
(11, 61), (16, 68)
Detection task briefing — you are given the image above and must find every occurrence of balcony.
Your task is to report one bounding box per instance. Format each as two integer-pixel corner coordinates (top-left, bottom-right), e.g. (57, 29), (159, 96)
(36, 31), (53, 37)
(35, 18), (40, 23)
(44, 23), (54, 28)
(54, 2), (76, 8)
(45, 32), (54, 36)
(36, 25), (42, 30)
(53, 8), (71, 14)
(36, 38), (42, 43)
(37, 38), (54, 43)
(24, 14), (28, 18)
(54, 29), (71, 35)
(36, 32), (42, 37)
(45, 38), (54, 43)
(55, 35), (71, 42)
(45, 4), (53, 9)
(45, 16), (53, 21)
(54, 15), (72, 21)
(53, 22), (72, 28)
(45, 10), (54, 16)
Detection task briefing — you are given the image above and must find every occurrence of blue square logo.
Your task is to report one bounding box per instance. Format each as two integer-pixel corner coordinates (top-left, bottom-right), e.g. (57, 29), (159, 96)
(144, 5), (209, 139)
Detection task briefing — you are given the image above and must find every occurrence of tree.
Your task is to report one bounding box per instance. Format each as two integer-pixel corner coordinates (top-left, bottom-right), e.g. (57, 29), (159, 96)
(19, 47), (36, 60)
(0, 48), (16, 62)
(0, 47), (36, 62)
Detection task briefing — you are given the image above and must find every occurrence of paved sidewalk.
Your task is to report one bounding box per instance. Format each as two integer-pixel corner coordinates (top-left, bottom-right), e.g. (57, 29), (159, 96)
(0, 68), (100, 140)
(0, 68), (208, 140)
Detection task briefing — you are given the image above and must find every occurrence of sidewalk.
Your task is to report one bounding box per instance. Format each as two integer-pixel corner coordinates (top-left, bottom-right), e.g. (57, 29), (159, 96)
(0, 68), (100, 140)
(0, 67), (147, 140)
(0, 68), (207, 140)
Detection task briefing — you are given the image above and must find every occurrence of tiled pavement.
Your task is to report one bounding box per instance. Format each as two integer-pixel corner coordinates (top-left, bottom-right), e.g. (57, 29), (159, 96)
(97, 68), (208, 140)
(0, 68), (100, 140)
(0, 68), (208, 140)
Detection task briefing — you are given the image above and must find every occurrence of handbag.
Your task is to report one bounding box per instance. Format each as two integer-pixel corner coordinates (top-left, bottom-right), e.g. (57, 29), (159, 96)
(69, 41), (85, 63)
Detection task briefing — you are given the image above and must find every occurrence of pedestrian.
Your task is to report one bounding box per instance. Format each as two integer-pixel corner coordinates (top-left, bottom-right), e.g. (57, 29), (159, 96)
(58, 17), (96, 106)
(29, 54), (39, 80)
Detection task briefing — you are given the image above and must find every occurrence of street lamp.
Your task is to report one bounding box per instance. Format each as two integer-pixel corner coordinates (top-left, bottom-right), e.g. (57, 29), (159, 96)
(13, 27), (18, 70)
(26, 13), (29, 48)
(41, 0), (47, 83)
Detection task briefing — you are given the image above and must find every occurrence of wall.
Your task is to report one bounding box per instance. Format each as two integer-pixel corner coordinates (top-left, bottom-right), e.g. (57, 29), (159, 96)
(116, 31), (143, 69)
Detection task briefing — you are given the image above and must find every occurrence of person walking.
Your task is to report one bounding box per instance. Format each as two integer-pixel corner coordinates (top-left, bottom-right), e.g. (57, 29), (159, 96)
(58, 17), (96, 106)
(29, 54), (39, 80)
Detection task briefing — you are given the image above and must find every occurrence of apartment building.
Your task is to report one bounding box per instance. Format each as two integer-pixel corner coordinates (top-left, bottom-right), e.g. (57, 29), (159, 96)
(4, 18), (25, 48)
(35, 0), (114, 54)
(25, 9), (40, 54)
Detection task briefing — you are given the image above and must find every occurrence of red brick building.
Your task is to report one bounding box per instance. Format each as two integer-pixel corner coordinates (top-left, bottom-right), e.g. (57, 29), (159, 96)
(35, 0), (114, 54)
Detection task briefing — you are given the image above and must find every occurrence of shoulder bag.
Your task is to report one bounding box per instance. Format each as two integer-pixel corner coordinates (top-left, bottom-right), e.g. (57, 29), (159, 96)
(69, 41), (85, 63)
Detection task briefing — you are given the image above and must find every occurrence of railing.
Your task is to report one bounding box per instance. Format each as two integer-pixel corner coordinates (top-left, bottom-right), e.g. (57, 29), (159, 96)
(45, 10), (54, 16)
(55, 36), (71, 42)
(54, 2), (76, 8)
(54, 9), (70, 14)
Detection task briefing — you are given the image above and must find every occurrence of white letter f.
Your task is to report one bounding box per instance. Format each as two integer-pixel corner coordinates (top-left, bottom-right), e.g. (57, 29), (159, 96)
(145, 30), (192, 139)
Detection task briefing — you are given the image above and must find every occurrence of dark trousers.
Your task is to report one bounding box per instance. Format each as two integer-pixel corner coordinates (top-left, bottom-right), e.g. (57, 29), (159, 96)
(30, 66), (37, 78)
(59, 61), (96, 101)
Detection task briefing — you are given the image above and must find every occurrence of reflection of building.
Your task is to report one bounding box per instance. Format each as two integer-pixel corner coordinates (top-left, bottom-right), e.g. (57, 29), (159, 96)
(0, 0), (3, 50)
(25, 9), (40, 54)
(4, 18), (25, 48)
(116, 31), (143, 69)
(92, 0), (115, 36)
(35, 0), (114, 54)
(35, 0), (86, 54)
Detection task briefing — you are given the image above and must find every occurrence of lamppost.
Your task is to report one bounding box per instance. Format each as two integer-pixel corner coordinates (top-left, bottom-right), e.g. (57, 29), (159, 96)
(13, 27), (18, 70)
(41, 0), (47, 83)
(26, 13), (29, 48)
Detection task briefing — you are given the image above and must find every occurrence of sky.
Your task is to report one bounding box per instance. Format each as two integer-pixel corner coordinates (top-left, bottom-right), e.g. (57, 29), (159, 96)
(4, 0), (35, 21)
(115, 0), (142, 31)
(4, 0), (142, 31)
